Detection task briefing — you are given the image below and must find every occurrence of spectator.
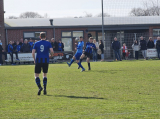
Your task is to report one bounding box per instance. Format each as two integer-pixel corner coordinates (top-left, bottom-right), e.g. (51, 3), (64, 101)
(92, 39), (99, 62)
(132, 40), (140, 60)
(16, 41), (21, 53)
(19, 38), (24, 52)
(99, 40), (104, 61)
(140, 36), (147, 60)
(0, 42), (8, 65)
(21, 39), (31, 53)
(8, 41), (19, 65)
(112, 37), (122, 61)
(12, 41), (17, 53)
(121, 43), (127, 60)
(156, 37), (160, 59)
(29, 38), (34, 52)
(58, 39), (64, 51)
(147, 37), (154, 48)
(51, 38), (58, 51)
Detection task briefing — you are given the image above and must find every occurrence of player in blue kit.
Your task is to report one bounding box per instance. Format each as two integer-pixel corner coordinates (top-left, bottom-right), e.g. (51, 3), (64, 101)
(32, 32), (54, 95)
(79, 37), (96, 71)
(67, 36), (85, 71)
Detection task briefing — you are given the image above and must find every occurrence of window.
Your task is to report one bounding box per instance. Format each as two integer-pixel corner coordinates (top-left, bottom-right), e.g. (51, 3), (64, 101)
(73, 31), (83, 37)
(153, 29), (160, 36)
(62, 32), (72, 37)
(61, 38), (72, 51)
(24, 33), (34, 38)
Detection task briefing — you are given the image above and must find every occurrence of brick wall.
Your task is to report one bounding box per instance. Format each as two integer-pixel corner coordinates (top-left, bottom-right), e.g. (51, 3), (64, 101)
(0, 0), (5, 48)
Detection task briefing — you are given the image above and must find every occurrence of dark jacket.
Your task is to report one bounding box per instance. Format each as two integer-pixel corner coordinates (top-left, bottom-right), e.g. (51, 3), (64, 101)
(112, 41), (120, 50)
(140, 40), (147, 50)
(51, 41), (58, 51)
(0, 45), (3, 53)
(12, 42), (17, 52)
(99, 43), (104, 54)
(156, 40), (160, 49)
(147, 40), (154, 48)
(22, 43), (31, 53)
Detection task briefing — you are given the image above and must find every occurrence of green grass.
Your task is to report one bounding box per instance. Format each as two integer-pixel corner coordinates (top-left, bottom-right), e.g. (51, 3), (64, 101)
(0, 60), (160, 119)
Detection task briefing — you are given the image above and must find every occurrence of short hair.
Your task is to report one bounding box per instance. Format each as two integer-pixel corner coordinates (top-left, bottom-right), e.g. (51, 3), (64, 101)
(79, 36), (83, 38)
(24, 39), (28, 42)
(40, 32), (46, 39)
(51, 38), (54, 40)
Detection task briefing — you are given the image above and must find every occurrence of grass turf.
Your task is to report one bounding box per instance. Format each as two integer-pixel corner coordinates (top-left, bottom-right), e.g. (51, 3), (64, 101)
(0, 60), (160, 119)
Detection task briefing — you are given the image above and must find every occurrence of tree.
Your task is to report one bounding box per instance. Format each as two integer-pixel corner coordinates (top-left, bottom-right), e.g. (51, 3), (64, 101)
(19, 12), (43, 18)
(8, 16), (18, 19)
(84, 11), (93, 17)
(96, 13), (110, 17)
(130, 0), (160, 16)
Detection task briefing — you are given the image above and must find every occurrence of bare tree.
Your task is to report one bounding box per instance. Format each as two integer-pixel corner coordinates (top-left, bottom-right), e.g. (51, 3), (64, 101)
(84, 11), (93, 17)
(130, 0), (160, 16)
(19, 12), (43, 18)
(8, 16), (18, 19)
(44, 13), (50, 18)
(96, 13), (110, 17)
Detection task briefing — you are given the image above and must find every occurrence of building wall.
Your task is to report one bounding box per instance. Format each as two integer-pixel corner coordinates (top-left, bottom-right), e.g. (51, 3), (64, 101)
(0, 0), (5, 48)
(149, 26), (160, 37)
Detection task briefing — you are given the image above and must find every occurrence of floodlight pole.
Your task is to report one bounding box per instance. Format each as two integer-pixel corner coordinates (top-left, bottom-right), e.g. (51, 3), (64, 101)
(101, 0), (105, 42)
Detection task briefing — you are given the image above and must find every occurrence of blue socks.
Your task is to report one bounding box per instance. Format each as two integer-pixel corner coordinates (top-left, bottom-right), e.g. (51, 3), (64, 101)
(69, 59), (74, 65)
(43, 77), (47, 90)
(77, 62), (84, 69)
(35, 77), (41, 89)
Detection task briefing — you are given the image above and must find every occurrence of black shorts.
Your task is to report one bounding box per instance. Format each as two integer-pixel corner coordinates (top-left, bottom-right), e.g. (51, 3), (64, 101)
(35, 63), (49, 74)
(83, 51), (92, 58)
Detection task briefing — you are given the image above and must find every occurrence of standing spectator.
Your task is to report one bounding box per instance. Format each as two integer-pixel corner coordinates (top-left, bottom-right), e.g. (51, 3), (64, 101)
(29, 38), (34, 52)
(121, 43), (127, 60)
(99, 40), (104, 61)
(58, 39), (64, 51)
(132, 40), (140, 60)
(156, 37), (160, 59)
(147, 37), (155, 49)
(0, 42), (8, 65)
(140, 36), (147, 60)
(50, 38), (57, 51)
(92, 39), (99, 62)
(19, 38), (24, 52)
(8, 41), (19, 65)
(22, 39), (31, 53)
(112, 37), (122, 61)
(16, 41), (21, 53)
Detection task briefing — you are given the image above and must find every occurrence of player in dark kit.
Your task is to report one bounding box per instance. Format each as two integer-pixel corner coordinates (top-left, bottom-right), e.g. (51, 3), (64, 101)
(32, 32), (54, 95)
(79, 37), (96, 71)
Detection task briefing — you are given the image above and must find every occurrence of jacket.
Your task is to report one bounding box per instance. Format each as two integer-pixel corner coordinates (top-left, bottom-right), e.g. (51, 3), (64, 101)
(22, 43), (31, 53)
(112, 41), (120, 50)
(8, 44), (13, 53)
(99, 43), (104, 54)
(140, 40), (147, 50)
(156, 40), (160, 49)
(147, 40), (154, 48)
(0, 45), (3, 53)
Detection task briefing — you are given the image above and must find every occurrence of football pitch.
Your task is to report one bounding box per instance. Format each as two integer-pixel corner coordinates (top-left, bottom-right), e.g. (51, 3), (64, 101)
(0, 60), (160, 119)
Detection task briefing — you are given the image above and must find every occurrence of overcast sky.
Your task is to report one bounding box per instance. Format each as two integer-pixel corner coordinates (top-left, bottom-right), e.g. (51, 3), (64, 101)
(4, 0), (146, 18)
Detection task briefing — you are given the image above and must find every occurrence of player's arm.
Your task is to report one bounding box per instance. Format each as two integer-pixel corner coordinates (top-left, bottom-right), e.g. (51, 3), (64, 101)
(32, 49), (36, 64)
(50, 48), (54, 58)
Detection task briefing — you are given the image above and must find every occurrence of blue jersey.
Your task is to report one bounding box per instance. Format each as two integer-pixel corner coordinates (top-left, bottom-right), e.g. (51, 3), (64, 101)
(17, 45), (21, 52)
(85, 42), (96, 54)
(8, 44), (13, 53)
(76, 41), (84, 53)
(33, 40), (52, 63)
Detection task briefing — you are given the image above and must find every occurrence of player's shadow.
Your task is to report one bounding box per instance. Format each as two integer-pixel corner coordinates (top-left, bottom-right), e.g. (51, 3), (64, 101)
(55, 95), (107, 100)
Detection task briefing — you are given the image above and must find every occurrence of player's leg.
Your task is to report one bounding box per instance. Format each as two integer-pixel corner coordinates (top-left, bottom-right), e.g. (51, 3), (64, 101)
(78, 53), (85, 69)
(42, 63), (49, 95)
(67, 56), (75, 67)
(35, 63), (43, 95)
(87, 57), (91, 70)
(76, 60), (85, 72)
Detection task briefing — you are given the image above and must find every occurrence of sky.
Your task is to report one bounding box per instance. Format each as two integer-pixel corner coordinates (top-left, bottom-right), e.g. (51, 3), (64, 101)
(3, 0), (147, 18)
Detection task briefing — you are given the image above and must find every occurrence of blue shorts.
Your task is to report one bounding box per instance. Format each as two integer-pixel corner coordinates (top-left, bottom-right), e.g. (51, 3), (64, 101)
(74, 53), (82, 60)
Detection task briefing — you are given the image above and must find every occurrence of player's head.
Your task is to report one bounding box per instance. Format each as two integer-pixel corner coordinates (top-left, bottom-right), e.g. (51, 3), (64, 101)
(40, 32), (46, 40)
(79, 36), (83, 41)
(89, 37), (93, 43)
